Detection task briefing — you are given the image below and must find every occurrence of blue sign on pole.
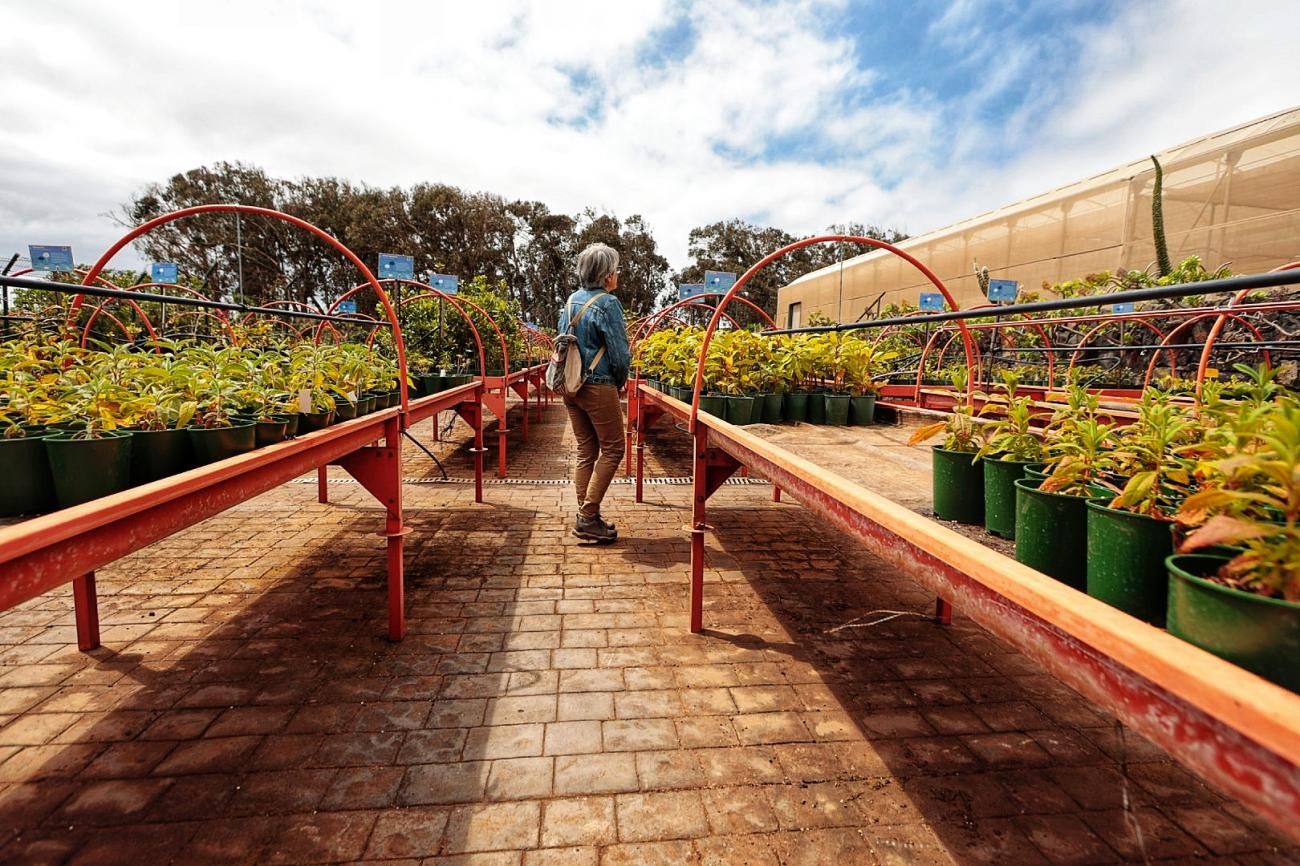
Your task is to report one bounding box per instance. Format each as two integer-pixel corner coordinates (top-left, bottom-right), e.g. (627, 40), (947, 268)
(428, 273), (459, 295)
(987, 279), (1019, 303)
(150, 262), (178, 284)
(378, 254), (415, 280)
(28, 245), (74, 273)
(678, 283), (706, 301)
(704, 270), (737, 292)
(336, 300), (358, 314)
(919, 292), (945, 312)
(1112, 302), (1136, 314)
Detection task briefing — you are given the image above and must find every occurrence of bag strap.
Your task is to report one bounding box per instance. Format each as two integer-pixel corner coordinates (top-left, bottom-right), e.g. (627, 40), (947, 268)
(566, 292), (607, 375)
(566, 293), (604, 335)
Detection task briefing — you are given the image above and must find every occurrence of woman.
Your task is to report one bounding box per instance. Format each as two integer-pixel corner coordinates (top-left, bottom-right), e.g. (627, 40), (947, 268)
(558, 242), (630, 543)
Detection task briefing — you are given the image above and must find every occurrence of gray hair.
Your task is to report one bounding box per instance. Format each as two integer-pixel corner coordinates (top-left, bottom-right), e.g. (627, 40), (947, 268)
(576, 242), (619, 287)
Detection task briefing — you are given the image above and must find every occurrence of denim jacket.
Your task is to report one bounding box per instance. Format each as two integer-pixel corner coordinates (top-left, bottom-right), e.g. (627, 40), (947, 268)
(557, 288), (630, 388)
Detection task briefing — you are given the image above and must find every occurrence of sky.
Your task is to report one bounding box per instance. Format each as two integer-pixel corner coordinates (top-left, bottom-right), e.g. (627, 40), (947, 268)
(2, 0), (1296, 276)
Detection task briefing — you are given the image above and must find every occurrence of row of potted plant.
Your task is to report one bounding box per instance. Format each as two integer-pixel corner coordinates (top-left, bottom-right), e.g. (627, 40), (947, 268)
(634, 327), (897, 426)
(911, 366), (1298, 692)
(0, 335), (404, 516)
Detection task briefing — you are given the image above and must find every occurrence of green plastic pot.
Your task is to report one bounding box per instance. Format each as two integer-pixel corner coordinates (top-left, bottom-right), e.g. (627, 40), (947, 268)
(807, 393), (827, 424)
(1024, 463), (1049, 480)
(1014, 478), (1097, 589)
(725, 395), (758, 425)
(1167, 554), (1300, 692)
(931, 446), (984, 525)
(849, 394), (876, 426)
(783, 392), (809, 422)
(282, 413), (300, 437)
(335, 400), (358, 421)
(1086, 502), (1173, 626)
(0, 432), (57, 516)
(418, 374), (443, 395)
(671, 387), (691, 403)
(299, 410), (334, 433)
(129, 427), (193, 485)
(43, 430), (133, 508)
(254, 418), (290, 447)
(188, 422), (256, 465)
(761, 393), (784, 423)
(982, 458), (1036, 539)
(823, 394), (850, 426)
(698, 394), (727, 419)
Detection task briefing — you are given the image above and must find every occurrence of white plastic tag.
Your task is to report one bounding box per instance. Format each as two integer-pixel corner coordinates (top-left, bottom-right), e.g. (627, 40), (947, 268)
(298, 388), (312, 413)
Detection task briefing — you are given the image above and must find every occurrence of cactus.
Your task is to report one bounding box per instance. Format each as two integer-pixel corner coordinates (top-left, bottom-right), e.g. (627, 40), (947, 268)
(1151, 155), (1171, 278)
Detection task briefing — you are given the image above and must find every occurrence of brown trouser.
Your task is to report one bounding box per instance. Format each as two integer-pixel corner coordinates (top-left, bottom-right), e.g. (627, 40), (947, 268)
(563, 383), (625, 517)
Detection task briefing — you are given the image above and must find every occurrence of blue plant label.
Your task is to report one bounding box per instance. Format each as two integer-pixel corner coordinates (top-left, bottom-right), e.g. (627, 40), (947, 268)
(429, 273), (459, 295)
(987, 279), (1018, 302)
(336, 300), (358, 314)
(678, 283), (706, 300)
(378, 253), (415, 280)
(28, 245), (74, 272)
(704, 270), (737, 292)
(919, 292), (945, 311)
(1112, 302), (1136, 314)
(150, 262), (178, 284)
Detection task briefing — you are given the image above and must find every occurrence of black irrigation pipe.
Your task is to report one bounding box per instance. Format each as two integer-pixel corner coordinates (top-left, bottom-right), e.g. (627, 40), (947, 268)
(0, 274), (390, 328)
(986, 340), (1300, 353)
(766, 269), (1300, 335)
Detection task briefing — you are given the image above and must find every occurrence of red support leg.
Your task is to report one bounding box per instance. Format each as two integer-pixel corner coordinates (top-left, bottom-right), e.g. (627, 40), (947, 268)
(635, 392), (646, 504)
(773, 485), (782, 503)
(521, 384), (530, 442)
(935, 597), (953, 625)
(317, 466), (329, 503)
(73, 571), (100, 651)
(498, 428), (507, 479)
(384, 419), (405, 641)
(690, 427), (708, 633)
(432, 412), (440, 442)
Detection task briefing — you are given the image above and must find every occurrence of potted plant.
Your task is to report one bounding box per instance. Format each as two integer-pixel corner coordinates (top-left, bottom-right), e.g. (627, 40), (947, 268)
(126, 349), (199, 483)
(1085, 391), (1197, 625)
(974, 373), (1044, 539)
(180, 345), (257, 463)
(774, 335), (813, 422)
(37, 370), (137, 508)
(0, 393), (57, 516)
(909, 369), (987, 524)
(1168, 398), (1299, 691)
(842, 336), (895, 426)
(1016, 414), (1116, 589)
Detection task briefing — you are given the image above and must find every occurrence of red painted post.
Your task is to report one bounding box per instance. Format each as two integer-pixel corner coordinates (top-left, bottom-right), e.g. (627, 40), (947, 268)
(635, 389), (646, 504)
(935, 597), (953, 625)
(385, 418), (406, 641)
(432, 413), (440, 442)
(690, 426), (708, 633)
(73, 572), (99, 651)
(317, 466), (329, 503)
(624, 384), (636, 476)
(773, 486), (782, 503)
(474, 404), (485, 505)
(498, 426), (508, 479)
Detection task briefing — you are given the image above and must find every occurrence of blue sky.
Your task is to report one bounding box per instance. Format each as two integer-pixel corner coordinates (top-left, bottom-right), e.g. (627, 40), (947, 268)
(0, 0), (1294, 273)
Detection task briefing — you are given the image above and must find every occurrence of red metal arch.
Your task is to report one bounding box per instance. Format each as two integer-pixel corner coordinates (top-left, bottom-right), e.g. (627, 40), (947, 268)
(1144, 311), (1271, 389)
(691, 235), (975, 431)
(74, 204), (411, 412)
(1194, 260), (1300, 396)
(326, 280), (490, 380)
(1068, 317), (1172, 380)
(633, 292), (775, 345)
(76, 297), (160, 347)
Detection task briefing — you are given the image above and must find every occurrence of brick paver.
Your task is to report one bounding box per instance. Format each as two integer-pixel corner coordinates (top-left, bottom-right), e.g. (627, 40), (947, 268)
(0, 397), (1295, 864)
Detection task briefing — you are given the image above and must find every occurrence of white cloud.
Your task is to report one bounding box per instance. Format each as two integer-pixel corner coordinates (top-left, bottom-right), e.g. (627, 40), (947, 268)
(0, 0), (1295, 287)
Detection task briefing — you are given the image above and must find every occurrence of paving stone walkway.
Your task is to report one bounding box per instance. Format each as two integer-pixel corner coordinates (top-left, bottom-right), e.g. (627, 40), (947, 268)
(0, 398), (1295, 865)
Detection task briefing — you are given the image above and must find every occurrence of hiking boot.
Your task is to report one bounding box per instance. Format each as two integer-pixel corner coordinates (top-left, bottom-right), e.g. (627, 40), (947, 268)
(573, 512), (618, 543)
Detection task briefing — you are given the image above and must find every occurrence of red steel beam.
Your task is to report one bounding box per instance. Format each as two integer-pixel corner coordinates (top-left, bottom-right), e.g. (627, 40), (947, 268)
(0, 409), (402, 613)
